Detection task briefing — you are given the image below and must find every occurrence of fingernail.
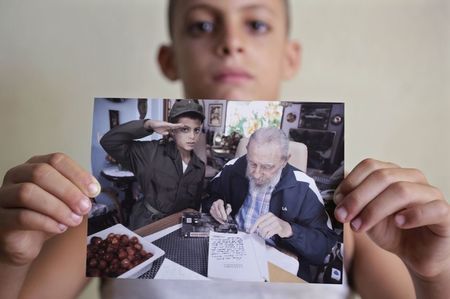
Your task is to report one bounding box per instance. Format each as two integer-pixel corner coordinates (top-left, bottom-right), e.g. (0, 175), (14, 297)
(79, 197), (91, 213)
(395, 214), (405, 226)
(351, 218), (362, 231)
(335, 206), (348, 221)
(58, 223), (68, 232)
(334, 192), (343, 205)
(71, 213), (82, 224)
(335, 184), (341, 195)
(88, 182), (100, 197)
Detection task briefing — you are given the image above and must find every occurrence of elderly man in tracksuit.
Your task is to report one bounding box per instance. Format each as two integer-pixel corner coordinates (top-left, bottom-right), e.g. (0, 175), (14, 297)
(205, 127), (337, 282)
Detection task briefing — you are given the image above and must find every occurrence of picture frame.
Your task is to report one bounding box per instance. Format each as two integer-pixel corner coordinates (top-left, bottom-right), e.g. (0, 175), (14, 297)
(163, 99), (172, 122)
(109, 110), (120, 129)
(208, 104), (223, 127)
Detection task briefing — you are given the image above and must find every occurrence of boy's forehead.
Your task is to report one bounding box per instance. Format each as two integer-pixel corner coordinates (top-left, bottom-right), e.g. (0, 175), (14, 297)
(172, 0), (286, 12)
(177, 116), (202, 126)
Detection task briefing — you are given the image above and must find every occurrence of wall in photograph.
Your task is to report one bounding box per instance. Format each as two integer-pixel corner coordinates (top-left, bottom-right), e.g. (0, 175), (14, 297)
(280, 103), (302, 137)
(91, 98), (163, 207)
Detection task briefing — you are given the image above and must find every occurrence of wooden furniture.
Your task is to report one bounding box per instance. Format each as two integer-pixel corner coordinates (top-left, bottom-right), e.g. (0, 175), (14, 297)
(135, 209), (305, 283)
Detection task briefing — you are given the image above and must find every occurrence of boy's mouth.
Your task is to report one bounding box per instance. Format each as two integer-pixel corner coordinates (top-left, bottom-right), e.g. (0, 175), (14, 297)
(213, 68), (253, 84)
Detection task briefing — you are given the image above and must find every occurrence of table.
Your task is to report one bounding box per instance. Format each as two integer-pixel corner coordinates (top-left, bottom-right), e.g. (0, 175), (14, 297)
(101, 165), (136, 226)
(135, 209), (305, 283)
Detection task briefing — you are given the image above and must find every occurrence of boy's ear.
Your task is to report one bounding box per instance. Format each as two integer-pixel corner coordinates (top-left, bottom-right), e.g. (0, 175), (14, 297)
(282, 41), (301, 80)
(158, 45), (179, 81)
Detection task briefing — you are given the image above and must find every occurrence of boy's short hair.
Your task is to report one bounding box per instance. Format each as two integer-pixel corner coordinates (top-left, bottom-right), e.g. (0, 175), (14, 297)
(167, 0), (291, 38)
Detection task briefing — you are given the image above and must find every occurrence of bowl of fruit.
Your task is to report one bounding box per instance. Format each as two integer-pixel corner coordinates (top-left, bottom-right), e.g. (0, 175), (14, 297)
(86, 224), (165, 278)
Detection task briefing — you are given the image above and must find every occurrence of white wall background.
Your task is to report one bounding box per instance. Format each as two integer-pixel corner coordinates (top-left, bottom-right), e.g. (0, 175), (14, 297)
(0, 1), (448, 298)
(0, 0), (448, 190)
(1, 0), (447, 199)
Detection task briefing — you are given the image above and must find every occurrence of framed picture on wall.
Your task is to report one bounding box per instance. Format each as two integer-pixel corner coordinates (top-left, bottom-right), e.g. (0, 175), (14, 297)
(163, 99), (172, 122)
(208, 104), (223, 127)
(109, 110), (120, 129)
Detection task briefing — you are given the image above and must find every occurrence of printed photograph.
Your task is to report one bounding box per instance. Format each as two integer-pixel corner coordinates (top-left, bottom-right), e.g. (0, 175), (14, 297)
(88, 98), (344, 284)
(208, 104), (223, 127)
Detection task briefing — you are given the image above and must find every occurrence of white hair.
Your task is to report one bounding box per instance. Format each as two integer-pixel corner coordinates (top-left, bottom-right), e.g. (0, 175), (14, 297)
(247, 127), (289, 161)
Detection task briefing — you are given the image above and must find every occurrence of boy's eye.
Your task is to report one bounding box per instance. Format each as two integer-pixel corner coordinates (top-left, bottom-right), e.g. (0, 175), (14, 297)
(188, 21), (215, 35)
(247, 20), (270, 33)
(181, 127), (190, 133)
(194, 128), (201, 134)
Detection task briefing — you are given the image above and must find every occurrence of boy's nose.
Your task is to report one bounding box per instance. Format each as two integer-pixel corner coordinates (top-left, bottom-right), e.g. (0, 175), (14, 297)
(216, 23), (244, 56)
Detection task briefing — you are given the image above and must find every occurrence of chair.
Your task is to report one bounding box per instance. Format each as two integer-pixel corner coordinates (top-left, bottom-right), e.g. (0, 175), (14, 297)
(234, 137), (308, 172)
(194, 132), (220, 178)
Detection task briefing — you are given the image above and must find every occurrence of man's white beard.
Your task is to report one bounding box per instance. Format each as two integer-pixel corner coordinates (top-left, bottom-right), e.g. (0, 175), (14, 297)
(246, 166), (283, 194)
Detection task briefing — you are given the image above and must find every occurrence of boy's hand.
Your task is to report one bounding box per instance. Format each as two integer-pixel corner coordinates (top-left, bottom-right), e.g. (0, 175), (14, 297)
(0, 153), (100, 266)
(144, 119), (184, 135)
(333, 159), (450, 282)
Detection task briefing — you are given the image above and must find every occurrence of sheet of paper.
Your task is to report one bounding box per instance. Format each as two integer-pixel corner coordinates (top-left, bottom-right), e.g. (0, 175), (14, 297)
(154, 258), (209, 280)
(250, 233), (269, 281)
(265, 245), (299, 276)
(207, 231), (268, 281)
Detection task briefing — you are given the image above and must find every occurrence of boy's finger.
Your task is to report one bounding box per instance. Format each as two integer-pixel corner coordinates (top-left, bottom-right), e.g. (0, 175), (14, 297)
(335, 159), (398, 199)
(25, 153), (100, 197)
(3, 162), (93, 216)
(334, 168), (429, 222)
(0, 208), (68, 234)
(347, 182), (440, 232)
(0, 183), (84, 227)
(170, 123), (185, 129)
(395, 200), (450, 236)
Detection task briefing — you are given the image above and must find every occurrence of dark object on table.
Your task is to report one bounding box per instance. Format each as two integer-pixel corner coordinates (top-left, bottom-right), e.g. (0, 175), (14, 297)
(181, 211), (238, 237)
(86, 233), (153, 278)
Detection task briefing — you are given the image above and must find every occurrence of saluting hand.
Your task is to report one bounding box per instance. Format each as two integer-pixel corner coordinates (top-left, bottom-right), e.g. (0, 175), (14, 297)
(144, 119), (184, 136)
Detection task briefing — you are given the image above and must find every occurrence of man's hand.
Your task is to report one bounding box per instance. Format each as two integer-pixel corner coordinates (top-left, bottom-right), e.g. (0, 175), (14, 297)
(333, 159), (450, 293)
(0, 153), (101, 266)
(210, 199), (232, 224)
(250, 212), (293, 239)
(144, 119), (184, 135)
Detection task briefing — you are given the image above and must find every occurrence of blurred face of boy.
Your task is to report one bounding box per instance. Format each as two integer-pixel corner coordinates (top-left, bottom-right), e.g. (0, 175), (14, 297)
(171, 117), (202, 153)
(159, 0), (300, 100)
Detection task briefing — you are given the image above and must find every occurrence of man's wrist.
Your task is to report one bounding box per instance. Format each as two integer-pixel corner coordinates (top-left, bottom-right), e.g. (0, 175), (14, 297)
(281, 222), (293, 238)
